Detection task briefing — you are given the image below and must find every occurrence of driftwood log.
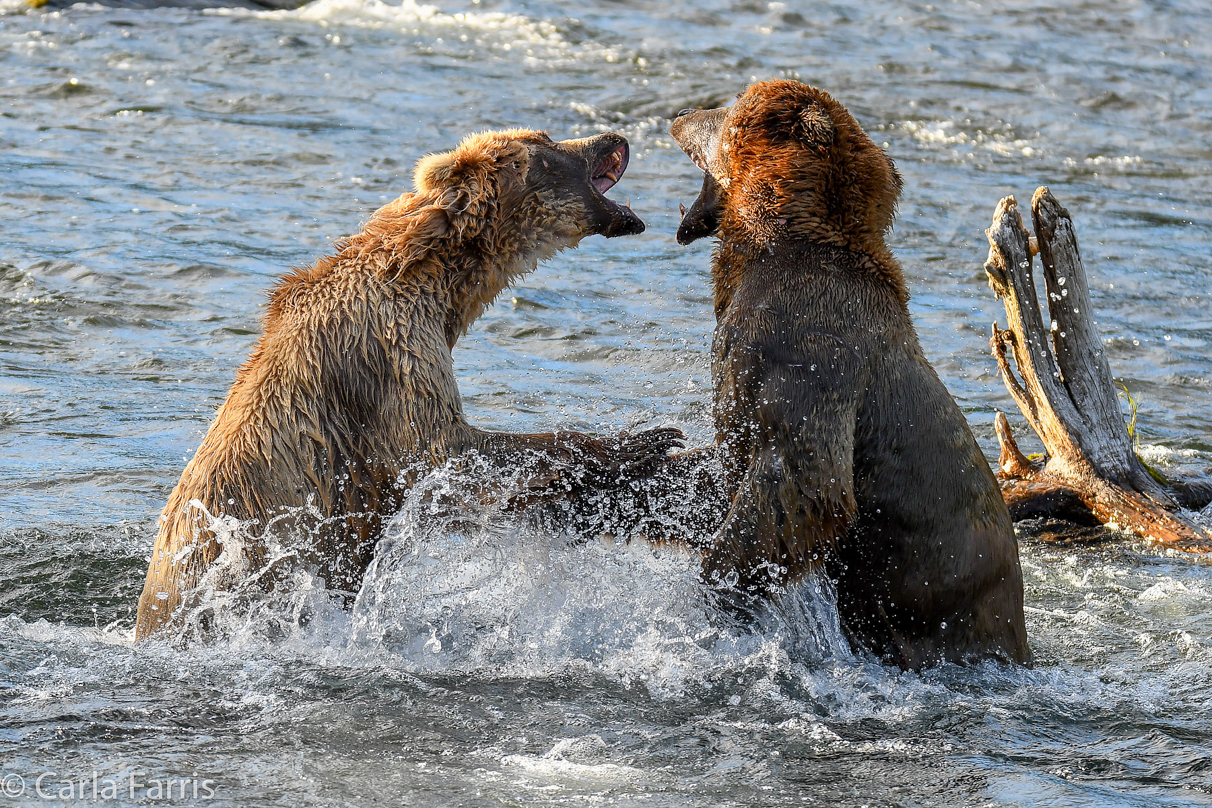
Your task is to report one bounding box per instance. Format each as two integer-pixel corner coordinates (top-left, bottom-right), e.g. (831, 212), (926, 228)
(984, 187), (1212, 552)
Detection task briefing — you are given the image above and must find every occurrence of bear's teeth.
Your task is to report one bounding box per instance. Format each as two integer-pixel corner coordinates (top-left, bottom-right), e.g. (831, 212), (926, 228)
(591, 146), (628, 194)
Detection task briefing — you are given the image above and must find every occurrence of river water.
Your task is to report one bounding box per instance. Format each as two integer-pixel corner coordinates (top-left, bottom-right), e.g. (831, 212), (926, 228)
(2, 0), (1212, 805)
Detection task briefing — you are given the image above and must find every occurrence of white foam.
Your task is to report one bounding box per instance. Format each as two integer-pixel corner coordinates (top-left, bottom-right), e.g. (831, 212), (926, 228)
(1136, 442), (1202, 467)
(1138, 579), (1193, 602)
(218, 0), (625, 66)
(501, 754), (642, 784)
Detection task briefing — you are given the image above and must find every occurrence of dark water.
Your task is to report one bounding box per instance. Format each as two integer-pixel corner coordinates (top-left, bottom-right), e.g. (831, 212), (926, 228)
(2, 0), (1212, 805)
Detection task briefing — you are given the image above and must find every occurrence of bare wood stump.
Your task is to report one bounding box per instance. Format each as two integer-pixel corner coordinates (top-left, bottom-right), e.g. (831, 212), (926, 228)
(984, 187), (1212, 552)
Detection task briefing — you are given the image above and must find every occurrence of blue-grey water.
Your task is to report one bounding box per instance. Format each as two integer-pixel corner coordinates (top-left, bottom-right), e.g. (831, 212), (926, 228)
(3, 0), (1212, 805)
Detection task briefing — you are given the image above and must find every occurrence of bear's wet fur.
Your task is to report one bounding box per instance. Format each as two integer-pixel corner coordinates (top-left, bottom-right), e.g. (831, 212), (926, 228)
(135, 128), (679, 641)
(669, 80), (1031, 669)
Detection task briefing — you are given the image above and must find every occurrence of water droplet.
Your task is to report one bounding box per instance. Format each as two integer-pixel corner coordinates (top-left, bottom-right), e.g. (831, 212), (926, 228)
(423, 631), (442, 654)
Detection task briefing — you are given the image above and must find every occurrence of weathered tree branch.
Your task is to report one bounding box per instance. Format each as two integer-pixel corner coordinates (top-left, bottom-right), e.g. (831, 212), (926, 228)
(984, 188), (1211, 553)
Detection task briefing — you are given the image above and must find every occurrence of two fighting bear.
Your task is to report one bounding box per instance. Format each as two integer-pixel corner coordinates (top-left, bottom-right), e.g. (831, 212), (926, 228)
(135, 81), (1031, 670)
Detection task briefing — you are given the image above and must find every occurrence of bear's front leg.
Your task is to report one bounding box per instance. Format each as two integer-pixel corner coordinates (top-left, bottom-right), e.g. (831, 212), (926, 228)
(702, 336), (863, 603)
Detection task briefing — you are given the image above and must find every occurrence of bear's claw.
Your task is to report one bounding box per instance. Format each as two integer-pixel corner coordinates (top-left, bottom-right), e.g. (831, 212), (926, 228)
(608, 426), (685, 478)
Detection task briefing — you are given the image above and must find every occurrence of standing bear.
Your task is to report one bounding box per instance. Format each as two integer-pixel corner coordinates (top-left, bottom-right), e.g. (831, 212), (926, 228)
(135, 129), (680, 641)
(668, 81), (1031, 669)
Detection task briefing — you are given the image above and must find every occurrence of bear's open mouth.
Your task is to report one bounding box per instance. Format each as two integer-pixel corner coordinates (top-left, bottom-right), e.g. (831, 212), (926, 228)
(584, 138), (643, 237)
(591, 143), (629, 196)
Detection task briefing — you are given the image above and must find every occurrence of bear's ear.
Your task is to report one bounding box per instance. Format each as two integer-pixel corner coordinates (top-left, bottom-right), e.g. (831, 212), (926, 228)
(413, 149), (468, 193)
(794, 104), (834, 148)
(413, 138), (530, 194)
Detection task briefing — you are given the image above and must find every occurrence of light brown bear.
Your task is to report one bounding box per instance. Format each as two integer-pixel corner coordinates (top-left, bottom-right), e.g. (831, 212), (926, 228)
(135, 129), (680, 641)
(667, 81), (1031, 669)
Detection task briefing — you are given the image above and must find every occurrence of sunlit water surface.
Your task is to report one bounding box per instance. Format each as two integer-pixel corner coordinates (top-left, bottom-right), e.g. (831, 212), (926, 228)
(2, 0), (1212, 805)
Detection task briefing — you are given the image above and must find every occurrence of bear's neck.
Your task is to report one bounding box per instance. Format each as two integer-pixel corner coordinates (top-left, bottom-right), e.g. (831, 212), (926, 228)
(436, 226), (567, 350)
(714, 188), (908, 310)
(712, 235), (909, 318)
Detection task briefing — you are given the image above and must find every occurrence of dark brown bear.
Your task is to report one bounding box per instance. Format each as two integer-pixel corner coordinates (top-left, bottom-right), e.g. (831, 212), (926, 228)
(668, 81), (1031, 669)
(135, 129), (680, 641)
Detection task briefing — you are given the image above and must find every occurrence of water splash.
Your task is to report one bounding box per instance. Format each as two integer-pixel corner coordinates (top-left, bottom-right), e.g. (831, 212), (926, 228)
(350, 462), (852, 698)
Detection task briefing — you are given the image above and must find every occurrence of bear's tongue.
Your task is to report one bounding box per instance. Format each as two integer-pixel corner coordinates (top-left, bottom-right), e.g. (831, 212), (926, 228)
(591, 144), (628, 195)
